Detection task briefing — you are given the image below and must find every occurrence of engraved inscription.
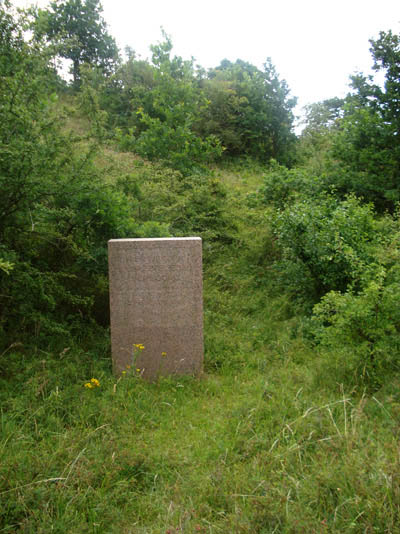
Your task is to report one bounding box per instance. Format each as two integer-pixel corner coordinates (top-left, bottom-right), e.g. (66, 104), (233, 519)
(108, 238), (203, 380)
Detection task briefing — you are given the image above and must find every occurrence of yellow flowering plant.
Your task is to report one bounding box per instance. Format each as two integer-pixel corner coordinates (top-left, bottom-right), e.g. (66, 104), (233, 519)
(119, 343), (146, 379)
(84, 377), (100, 389)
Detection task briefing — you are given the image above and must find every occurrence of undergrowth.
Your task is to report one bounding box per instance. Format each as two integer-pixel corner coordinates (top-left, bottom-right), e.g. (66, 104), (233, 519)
(1, 166), (400, 533)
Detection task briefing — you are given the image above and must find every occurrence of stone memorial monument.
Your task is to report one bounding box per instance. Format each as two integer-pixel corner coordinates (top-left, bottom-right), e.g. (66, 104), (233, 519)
(108, 237), (203, 380)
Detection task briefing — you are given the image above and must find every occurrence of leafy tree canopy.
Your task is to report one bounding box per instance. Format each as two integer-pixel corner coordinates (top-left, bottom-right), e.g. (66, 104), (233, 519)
(0, 1), (135, 345)
(34, 0), (119, 86)
(112, 32), (223, 174)
(317, 30), (400, 212)
(198, 58), (297, 164)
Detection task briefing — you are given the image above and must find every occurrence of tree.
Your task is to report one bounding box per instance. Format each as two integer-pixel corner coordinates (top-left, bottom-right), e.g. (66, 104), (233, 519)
(198, 59), (297, 164)
(301, 97), (344, 133)
(325, 30), (400, 212)
(296, 97), (344, 172)
(114, 33), (223, 174)
(35, 0), (119, 86)
(0, 1), (135, 346)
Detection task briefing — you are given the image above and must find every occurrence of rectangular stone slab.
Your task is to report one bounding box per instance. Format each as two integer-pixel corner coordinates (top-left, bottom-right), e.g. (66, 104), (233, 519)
(108, 237), (203, 380)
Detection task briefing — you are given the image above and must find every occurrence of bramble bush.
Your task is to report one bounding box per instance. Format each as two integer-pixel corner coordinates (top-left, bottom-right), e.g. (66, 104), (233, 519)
(0, 4), (140, 347)
(312, 225), (400, 388)
(261, 160), (400, 385)
(258, 160), (323, 208)
(268, 194), (380, 306)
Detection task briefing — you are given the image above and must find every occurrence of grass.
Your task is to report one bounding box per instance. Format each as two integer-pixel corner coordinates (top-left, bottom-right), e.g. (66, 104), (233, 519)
(3, 335), (400, 532)
(2, 164), (400, 533)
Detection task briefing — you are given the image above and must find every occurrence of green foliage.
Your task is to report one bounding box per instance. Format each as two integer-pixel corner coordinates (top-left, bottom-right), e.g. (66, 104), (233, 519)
(115, 162), (236, 243)
(195, 77), (246, 154)
(132, 112), (223, 175)
(313, 271), (400, 388)
(295, 31), (400, 213)
(0, 4), (238, 347)
(259, 160), (323, 208)
(0, 258), (13, 274)
(302, 97), (345, 133)
(34, 0), (119, 86)
(100, 53), (156, 130)
(0, 3), (137, 346)
(296, 97), (343, 173)
(311, 212), (400, 387)
(78, 64), (109, 139)
(328, 99), (400, 212)
(318, 31), (400, 212)
(269, 194), (380, 305)
(0, 3), (60, 238)
(96, 38), (296, 170)
(0, 161), (139, 344)
(114, 34), (223, 174)
(261, 153), (400, 387)
(198, 59), (297, 164)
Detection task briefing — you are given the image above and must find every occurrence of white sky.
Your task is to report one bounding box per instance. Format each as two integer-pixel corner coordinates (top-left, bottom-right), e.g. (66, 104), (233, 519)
(13, 0), (400, 126)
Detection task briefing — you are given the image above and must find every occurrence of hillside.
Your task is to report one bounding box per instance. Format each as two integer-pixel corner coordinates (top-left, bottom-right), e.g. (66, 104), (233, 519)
(2, 153), (400, 532)
(2, 2), (400, 532)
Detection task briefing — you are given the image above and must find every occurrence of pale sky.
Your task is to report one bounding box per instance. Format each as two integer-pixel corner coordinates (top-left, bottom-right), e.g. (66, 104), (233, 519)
(13, 0), (400, 126)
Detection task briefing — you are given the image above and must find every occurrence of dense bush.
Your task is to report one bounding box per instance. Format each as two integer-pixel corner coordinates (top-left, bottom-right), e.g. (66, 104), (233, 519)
(111, 35), (223, 175)
(269, 194), (380, 305)
(115, 162), (236, 243)
(0, 4), (139, 346)
(312, 216), (400, 387)
(259, 172), (400, 386)
(94, 38), (297, 171)
(197, 59), (297, 164)
(258, 160), (323, 208)
(260, 152), (400, 386)
(313, 272), (400, 387)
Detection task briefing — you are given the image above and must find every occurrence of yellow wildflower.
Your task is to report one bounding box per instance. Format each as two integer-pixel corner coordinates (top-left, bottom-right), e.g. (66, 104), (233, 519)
(161, 352), (167, 357)
(84, 382), (94, 389)
(90, 378), (100, 387)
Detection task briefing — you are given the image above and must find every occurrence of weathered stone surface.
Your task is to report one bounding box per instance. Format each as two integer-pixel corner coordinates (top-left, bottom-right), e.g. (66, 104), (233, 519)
(108, 237), (203, 380)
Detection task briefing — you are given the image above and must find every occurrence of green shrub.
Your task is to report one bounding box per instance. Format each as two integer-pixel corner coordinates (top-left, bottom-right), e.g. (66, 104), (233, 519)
(269, 194), (380, 305)
(0, 4), (143, 347)
(113, 34), (224, 175)
(115, 164), (236, 244)
(196, 58), (297, 164)
(258, 160), (323, 208)
(309, 212), (400, 387)
(132, 114), (223, 175)
(313, 269), (400, 388)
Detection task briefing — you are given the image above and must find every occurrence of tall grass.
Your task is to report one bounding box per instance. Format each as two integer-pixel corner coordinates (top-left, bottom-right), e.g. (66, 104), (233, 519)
(1, 165), (400, 533)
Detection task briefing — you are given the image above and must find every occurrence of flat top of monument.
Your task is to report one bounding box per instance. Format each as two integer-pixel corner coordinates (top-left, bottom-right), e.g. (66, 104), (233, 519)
(108, 237), (202, 243)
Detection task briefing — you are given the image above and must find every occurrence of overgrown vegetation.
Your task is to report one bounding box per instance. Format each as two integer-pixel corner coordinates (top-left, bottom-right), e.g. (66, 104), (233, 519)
(2, 0), (400, 531)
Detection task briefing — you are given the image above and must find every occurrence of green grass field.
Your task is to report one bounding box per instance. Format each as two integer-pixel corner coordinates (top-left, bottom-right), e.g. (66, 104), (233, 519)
(2, 166), (400, 534)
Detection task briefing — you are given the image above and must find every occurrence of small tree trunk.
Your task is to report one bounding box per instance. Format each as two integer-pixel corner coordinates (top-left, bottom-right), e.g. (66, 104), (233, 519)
(72, 58), (80, 88)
